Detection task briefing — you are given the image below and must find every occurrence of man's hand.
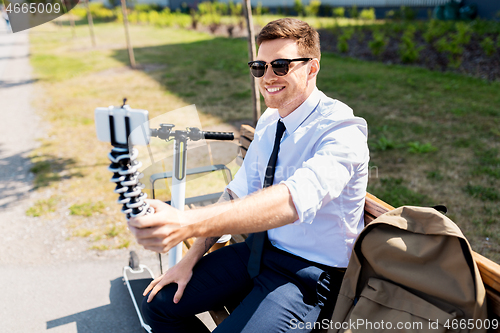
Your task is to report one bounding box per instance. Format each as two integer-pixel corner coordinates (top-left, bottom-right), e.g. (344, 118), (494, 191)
(128, 199), (190, 253)
(143, 258), (194, 303)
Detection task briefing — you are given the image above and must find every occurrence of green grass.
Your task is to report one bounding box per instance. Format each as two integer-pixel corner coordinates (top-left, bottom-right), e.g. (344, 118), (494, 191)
(69, 201), (106, 217)
(26, 197), (59, 217)
(368, 178), (433, 208)
(28, 21), (500, 262)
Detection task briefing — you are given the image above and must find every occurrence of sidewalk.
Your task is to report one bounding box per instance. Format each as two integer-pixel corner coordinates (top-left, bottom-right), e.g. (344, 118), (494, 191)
(0, 22), (215, 333)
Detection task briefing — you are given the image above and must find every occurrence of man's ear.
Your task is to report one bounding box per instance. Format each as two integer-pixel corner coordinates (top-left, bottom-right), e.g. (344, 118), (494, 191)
(308, 59), (320, 79)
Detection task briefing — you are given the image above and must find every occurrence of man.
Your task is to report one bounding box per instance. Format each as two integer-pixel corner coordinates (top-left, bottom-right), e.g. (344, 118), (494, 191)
(128, 18), (369, 333)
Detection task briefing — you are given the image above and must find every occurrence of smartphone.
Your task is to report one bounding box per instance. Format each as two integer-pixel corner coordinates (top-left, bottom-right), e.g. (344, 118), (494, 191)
(95, 105), (150, 146)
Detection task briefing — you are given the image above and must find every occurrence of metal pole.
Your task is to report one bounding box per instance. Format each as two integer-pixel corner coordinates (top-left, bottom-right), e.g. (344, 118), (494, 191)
(120, 0), (136, 69)
(84, 0), (96, 47)
(168, 135), (186, 268)
(243, 0), (261, 126)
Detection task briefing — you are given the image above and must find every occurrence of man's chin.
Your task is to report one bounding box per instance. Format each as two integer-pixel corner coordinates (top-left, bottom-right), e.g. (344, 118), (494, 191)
(263, 97), (282, 110)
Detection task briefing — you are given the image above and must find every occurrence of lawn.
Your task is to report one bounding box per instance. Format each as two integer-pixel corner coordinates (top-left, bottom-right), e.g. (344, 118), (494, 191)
(28, 21), (500, 261)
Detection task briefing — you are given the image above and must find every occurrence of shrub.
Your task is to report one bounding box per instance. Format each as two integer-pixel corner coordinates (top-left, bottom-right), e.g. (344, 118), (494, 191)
(134, 4), (160, 12)
(480, 37), (496, 56)
(360, 7), (376, 21)
(337, 27), (354, 53)
(229, 0), (242, 17)
(332, 7), (345, 18)
(455, 22), (472, 45)
(423, 19), (452, 43)
(88, 3), (115, 21)
(305, 0), (321, 17)
(369, 30), (388, 57)
(348, 5), (359, 19)
(293, 0), (304, 16)
(434, 22), (472, 68)
(399, 24), (423, 63)
(71, 5), (88, 19)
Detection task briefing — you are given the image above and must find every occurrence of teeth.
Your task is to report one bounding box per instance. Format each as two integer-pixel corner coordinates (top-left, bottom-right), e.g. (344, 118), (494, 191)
(267, 87), (283, 93)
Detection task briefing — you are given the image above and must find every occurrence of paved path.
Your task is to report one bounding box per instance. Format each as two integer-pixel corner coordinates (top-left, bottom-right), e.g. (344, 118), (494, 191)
(0, 22), (215, 333)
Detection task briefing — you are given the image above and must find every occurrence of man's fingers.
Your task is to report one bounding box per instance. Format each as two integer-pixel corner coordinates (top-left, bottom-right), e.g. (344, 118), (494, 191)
(173, 282), (187, 304)
(147, 280), (168, 303)
(134, 225), (182, 240)
(128, 212), (165, 228)
(146, 199), (169, 210)
(143, 275), (163, 296)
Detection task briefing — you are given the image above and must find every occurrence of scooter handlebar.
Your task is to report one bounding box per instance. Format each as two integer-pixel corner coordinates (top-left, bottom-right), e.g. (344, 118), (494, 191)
(202, 131), (234, 141)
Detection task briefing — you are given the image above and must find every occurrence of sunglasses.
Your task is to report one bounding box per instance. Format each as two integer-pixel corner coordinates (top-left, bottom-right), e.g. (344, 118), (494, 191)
(248, 58), (312, 78)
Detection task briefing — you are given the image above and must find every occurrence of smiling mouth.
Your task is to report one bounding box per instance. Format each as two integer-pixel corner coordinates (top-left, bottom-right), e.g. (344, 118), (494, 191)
(266, 86), (285, 93)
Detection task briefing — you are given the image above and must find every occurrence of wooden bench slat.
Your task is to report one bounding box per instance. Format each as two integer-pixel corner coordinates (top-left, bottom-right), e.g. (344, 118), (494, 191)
(210, 308), (230, 326)
(474, 253), (500, 294)
(231, 234), (246, 244)
(239, 146), (248, 159)
(239, 136), (252, 150)
(240, 124), (255, 141)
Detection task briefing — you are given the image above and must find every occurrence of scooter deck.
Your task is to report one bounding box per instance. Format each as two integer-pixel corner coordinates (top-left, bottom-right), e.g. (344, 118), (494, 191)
(124, 264), (154, 332)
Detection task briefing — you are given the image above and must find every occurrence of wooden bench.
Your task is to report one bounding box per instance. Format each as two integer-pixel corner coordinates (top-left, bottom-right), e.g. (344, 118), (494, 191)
(185, 124), (500, 330)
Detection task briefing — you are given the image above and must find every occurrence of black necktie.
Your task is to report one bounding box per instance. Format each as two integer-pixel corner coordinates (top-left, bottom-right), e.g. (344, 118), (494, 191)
(247, 120), (286, 278)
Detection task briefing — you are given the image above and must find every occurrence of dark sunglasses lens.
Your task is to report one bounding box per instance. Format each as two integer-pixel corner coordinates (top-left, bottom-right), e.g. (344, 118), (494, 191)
(250, 62), (266, 77)
(271, 60), (289, 76)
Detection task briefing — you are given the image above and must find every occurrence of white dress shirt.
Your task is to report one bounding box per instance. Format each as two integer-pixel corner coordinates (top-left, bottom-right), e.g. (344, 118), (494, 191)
(228, 88), (369, 268)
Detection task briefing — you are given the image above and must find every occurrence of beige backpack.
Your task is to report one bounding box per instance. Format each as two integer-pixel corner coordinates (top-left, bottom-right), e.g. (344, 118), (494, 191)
(328, 206), (488, 333)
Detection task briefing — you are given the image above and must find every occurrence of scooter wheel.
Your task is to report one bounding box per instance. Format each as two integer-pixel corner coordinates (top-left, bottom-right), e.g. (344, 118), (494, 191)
(129, 251), (140, 269)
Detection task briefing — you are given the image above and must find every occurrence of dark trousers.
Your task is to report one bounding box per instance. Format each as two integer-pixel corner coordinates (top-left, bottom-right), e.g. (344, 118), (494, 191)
(142, 239), (345, 333)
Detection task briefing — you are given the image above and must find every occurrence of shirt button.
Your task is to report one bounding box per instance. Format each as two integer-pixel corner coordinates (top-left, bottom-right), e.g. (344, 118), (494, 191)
(271, 241), (276, 246)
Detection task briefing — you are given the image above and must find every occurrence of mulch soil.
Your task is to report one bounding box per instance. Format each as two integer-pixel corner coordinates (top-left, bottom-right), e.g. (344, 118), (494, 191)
(319, 28), (500, 81)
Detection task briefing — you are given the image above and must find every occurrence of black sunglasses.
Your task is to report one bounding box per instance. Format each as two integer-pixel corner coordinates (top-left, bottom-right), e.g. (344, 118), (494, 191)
(248, 58), (312, 78)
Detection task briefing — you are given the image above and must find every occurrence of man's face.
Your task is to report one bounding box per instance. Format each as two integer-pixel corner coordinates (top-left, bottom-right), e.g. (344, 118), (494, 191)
(256, 38), (317, 117)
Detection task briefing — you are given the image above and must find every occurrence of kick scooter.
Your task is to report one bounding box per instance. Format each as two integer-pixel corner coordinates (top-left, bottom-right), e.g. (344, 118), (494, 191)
(95, 100), (234, 332)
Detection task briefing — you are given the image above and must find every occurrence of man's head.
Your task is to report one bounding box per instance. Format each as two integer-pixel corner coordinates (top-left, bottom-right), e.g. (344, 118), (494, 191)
(252, 18), (321, 117)
(257, 18), (321, 61)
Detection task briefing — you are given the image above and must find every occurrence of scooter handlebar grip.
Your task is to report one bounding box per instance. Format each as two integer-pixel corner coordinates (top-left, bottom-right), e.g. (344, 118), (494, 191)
(203, 131), (234, 141)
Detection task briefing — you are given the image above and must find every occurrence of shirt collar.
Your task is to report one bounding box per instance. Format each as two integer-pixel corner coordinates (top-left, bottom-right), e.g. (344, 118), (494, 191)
(280, 87), (321, 135)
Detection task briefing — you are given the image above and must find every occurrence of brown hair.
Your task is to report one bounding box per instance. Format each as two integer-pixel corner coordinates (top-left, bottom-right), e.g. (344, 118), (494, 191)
(256, 18), (321, 60)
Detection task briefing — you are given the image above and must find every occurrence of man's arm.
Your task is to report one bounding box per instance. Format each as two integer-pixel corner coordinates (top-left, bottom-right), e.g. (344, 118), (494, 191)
(128, 184), (298, 254)
(140, 188), (239, 303)
(183, 188), (238, 262)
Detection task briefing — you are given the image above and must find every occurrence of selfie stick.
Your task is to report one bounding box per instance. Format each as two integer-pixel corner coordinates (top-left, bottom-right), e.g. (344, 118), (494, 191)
(150, 125), (234, 267)
(100, 103), (234, 268)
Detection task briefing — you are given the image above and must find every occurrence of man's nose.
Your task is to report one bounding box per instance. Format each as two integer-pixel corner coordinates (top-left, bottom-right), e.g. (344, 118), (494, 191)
(262, 64), (277, 82)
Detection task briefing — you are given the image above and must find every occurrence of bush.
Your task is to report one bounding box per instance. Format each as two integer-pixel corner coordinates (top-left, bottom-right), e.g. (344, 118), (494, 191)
(71, 5), (88, 20)
(229, 0), (242, 17)
(337, 27), (354, 53)
(293, 0), (304, 16)
(399, 24), (423, 63)
(385, 6), (415, 20)
(369, 30), (388, 57)
(305, 0), (321, 17)
(332, 7), (345, 18)
(423, 19), (452, 43)
(360, 8), (376, 21)
(348, 5), (359, 19)
(480, 37), (497, 57)
(88, 2), (116, 21)
(434, 22), (472, 68)
(134, 4), (160, 12)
